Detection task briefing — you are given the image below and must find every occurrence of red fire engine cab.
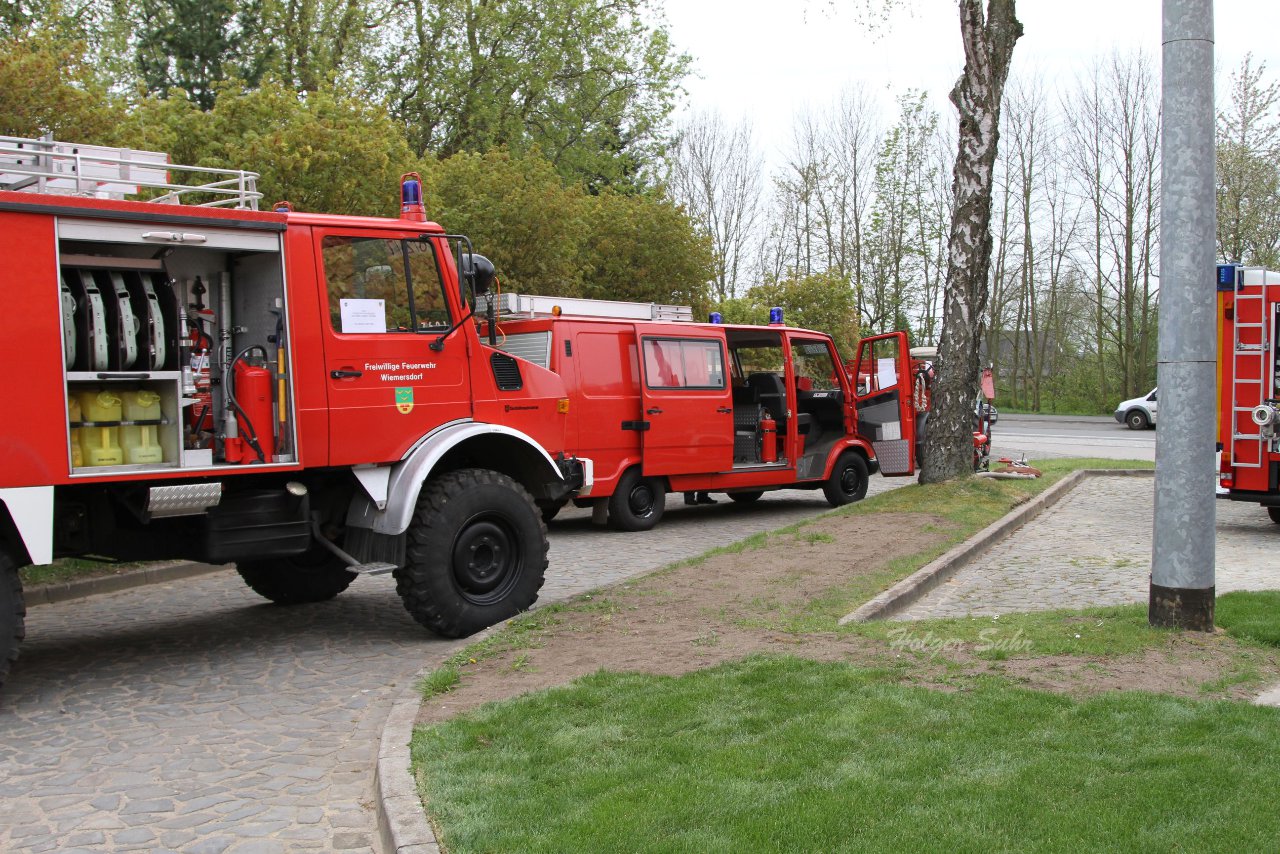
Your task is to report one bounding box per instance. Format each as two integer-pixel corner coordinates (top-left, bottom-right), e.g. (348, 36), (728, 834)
(482, 295), (921, 530)
(1216, 262), (1280, 519)
(0, 136), (587, 690)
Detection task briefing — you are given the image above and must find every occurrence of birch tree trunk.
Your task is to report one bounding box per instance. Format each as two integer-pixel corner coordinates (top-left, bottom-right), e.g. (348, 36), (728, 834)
(921, 0), (1022, 483)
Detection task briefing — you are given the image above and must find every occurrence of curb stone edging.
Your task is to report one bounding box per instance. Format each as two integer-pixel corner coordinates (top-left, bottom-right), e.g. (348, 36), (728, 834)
(374, 663), (442, 854)
(23, 561), (229, 606)
(374, 582), (605, 853)
(374, 624), (505, 854)
(837, 469), (1155, 624)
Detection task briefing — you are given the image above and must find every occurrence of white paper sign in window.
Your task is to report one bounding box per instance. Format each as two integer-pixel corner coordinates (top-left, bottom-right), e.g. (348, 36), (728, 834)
(340, 298), (387, 333)
(876, 357), (898, 391)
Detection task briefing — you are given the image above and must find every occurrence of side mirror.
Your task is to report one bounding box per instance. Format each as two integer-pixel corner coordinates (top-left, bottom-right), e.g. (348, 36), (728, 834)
(462, 253), (496, 296)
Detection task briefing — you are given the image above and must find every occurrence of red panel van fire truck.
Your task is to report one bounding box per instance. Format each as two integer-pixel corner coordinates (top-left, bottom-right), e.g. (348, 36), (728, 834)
(1216, 262), (1280, 519)
(482, 295), (921, 530)
(0, 136), (589, 690)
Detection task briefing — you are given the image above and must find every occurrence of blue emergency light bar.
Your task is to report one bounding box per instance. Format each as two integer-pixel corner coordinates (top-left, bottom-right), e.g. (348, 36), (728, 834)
(1217, 263), (1241, 291)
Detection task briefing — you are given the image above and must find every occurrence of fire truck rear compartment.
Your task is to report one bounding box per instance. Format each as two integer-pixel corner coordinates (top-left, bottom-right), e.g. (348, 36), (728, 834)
(58, 218), (295, 475)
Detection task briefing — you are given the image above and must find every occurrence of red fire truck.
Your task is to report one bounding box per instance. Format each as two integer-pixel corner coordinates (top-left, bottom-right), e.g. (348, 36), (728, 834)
(1216, 262), (1280, 518)
(0, 136), (589, 690)
(482, 296), (921, 529)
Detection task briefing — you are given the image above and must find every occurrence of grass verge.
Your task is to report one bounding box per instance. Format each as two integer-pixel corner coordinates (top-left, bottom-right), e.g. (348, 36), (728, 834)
(18, 557), (161, 587)
(414, 655), (1280, 854)
(850, 603), (1171, 658)
(843, 590), (1280, 665)
(420, 458), (1151, 696)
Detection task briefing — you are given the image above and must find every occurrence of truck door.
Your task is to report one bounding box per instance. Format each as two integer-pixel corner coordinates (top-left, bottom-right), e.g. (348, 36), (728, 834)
(317, 230), (470, 466)
(853, 331), (917, 476)
(638, 328), (734, 475)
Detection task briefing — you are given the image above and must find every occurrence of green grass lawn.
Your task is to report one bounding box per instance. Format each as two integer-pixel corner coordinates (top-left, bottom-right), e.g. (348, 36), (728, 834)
(414, 655), (1280, 853)
(1218, 591), (1280, 648)
(846, 591), (1280, 661)
(850, 604), (1176, 658)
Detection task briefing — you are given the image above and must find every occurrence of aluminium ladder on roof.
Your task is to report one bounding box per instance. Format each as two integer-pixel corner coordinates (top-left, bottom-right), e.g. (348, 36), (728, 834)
(1230, 266), (1279, 469)
(492, 291), (694, 322)
(0, 134), (262, 210)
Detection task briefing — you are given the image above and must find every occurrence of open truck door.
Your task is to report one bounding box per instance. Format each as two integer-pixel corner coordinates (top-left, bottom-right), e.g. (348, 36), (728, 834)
(637, 328), (734, 476)
(852, 331), (917, 476)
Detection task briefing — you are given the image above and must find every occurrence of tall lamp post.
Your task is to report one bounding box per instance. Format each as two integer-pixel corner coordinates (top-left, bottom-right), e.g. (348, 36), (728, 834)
(1151, 0), (1216, 629)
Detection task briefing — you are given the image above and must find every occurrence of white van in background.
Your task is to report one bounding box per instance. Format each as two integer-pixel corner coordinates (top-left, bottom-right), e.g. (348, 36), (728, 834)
(1114, 388), (1157, 430)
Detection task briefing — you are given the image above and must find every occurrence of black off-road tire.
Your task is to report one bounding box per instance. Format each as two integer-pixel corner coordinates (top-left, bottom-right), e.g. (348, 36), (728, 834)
(236, 546), (357, 605)
(538, 500), (566, 523)
(608, 467), (666, 532)
(1, 546), (27, 693)
(1125, 409), (1149, 431)
(822, 452), (869, 507)
(728, 491), (765, 504)
(1267, 507), (1280, 525)
(395, 469), (548, 638)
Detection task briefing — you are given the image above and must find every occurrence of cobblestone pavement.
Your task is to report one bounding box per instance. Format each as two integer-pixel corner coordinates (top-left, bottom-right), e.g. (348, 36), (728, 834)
(0, 476), (905, 853)
(896, 476), (1279, 620)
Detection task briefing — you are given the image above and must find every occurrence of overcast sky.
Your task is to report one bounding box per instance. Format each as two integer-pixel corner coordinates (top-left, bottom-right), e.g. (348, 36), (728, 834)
(663, 0), (1280, 163)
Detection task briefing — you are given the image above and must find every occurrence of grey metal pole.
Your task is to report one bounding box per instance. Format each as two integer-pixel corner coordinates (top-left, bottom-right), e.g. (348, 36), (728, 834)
(1152, 0), (1216, 629)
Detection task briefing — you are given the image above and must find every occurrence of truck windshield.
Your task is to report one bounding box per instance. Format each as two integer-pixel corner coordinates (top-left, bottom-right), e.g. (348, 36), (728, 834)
(790, 339), (840, 391)
(321, 235), (450, 334)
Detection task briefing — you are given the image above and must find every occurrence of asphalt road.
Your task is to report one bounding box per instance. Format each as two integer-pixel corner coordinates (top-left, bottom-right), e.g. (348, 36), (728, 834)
(990, 413), (1157, 463)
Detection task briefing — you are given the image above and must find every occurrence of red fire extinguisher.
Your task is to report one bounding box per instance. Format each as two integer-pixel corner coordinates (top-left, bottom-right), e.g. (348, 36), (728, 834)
(232, 357), (275, 464)
(760, 410), (777, 464)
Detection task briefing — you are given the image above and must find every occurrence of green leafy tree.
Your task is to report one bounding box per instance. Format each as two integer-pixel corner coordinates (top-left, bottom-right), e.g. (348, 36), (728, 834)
(124, 80), (413, 215)
(719, 272), (859, 355)
(258, 0), (385, 92)
(0, 30), (126, 140)
(1217, 53), (1280, 269)
(423, 148), (587, 295)
(1, 1), (43, 38)
(373, 0), (689, 189)
(863, 91), (938, 336)
(579, 189), (714, 313)
(134, 0), (272, 110)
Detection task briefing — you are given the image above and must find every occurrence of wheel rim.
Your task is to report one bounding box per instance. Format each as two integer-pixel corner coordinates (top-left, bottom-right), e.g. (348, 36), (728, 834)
(451, 513), (522, 604)
(839, 465), (860, 497)
(628, 482), (656, 518)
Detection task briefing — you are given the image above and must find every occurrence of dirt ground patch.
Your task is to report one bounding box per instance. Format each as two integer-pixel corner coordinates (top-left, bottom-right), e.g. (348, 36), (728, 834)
(418, 510), (1280, 726)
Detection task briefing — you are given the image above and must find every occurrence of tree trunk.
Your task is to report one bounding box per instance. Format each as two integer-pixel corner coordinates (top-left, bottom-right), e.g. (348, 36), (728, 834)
(921, 0), (1022, 483)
